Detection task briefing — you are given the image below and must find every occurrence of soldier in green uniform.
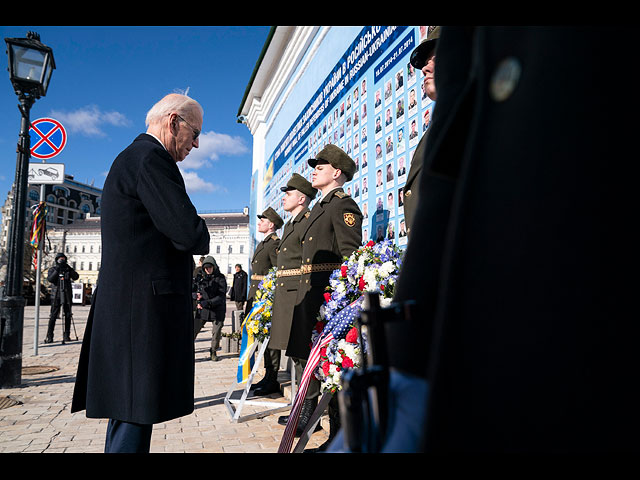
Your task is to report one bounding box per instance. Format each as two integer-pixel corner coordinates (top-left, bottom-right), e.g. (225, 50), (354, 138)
(403, 26), (440, 235)
(246, 207), (283, 393)
(286, 144), (362, 446)
(255, 174), (317, 398)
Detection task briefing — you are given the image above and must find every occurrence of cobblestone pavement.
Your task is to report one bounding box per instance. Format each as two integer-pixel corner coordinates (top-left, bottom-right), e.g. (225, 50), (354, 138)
(0, 302), (329, 453)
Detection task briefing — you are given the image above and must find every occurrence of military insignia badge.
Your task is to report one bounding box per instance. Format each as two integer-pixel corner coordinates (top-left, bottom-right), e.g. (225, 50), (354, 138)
(343, 212), (356, 227)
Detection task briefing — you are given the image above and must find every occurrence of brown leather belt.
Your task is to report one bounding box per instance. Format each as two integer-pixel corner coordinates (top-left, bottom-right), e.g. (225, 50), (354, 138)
(250, 274), (265, 281)
(276, 268), (302, 278)
(300, 263), (342, 274)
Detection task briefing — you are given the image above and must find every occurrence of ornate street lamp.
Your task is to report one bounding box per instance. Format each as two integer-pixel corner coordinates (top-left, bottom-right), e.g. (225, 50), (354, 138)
(1, 32), (55, 387)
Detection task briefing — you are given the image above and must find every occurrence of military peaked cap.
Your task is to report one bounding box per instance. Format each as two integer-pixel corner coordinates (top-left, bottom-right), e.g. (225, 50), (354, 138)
(257, 206), (284, 229)
(280, 173), (317, 199)
(308, 144), (356, 181)
(410, 26), (440, 69)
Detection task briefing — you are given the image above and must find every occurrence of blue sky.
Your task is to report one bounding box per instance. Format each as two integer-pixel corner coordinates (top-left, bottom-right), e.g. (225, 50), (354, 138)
(0, 25), (271, 215)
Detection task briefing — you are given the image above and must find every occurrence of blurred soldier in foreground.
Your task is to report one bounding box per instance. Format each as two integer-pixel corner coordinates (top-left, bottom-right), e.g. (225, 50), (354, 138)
(336, 26), (638, 453)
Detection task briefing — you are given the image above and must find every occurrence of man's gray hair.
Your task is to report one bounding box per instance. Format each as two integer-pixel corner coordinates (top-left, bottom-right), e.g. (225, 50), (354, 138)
(145, 93), (203, 127)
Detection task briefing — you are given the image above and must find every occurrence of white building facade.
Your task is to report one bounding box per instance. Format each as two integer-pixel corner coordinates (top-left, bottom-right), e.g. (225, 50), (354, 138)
(44, 211), (250, 290)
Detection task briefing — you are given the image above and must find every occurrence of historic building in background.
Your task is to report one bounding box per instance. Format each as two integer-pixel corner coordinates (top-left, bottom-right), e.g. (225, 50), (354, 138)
(238, 26), (432, 250)
(1, 172), (249, 294)
(199, 210), (251, 281)
(0, 174), (102, 289)
(44, 210), (250, 290)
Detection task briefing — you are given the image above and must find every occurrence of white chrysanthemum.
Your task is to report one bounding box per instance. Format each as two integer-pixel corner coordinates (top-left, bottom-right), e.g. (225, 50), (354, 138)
(363, 268), (378, 291)
(378, 261), (395, 278)
(340, 343), (360, 363)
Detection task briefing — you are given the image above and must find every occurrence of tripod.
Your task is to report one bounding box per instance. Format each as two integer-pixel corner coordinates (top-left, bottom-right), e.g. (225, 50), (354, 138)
(57, 271), (78, 344)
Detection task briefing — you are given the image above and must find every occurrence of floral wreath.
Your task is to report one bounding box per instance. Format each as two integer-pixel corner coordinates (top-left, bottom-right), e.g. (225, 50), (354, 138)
(311, 239), (404, 394)
(244, 266), (277, 343)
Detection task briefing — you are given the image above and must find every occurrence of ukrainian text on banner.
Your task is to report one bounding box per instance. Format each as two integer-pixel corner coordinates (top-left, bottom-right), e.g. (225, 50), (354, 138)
(270, 26), (409, 175)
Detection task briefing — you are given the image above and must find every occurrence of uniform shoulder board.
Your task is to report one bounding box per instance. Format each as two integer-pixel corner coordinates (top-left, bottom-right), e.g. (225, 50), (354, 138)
(335, 191), (349, 199)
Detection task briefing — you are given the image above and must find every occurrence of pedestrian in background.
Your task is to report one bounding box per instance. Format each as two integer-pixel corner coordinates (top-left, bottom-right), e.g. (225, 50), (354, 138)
(230, 263), (248, 312)
(194, 256), (227, 361)
(45, 252), (79, 344)
(71, 93), (210, 453)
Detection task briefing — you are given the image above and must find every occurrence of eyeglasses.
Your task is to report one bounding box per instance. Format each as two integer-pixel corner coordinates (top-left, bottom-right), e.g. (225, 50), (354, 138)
(175, 114), (200, 141)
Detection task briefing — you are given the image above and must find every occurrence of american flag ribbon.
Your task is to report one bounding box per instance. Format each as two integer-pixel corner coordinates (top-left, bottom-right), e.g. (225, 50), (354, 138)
(278, 299), (361, 453)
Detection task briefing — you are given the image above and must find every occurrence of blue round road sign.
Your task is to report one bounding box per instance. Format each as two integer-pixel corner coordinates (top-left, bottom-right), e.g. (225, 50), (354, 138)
(30, 117), (67, 160)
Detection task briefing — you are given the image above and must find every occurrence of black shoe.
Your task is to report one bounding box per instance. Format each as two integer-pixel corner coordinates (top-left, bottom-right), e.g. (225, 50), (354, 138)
(63, 335), (72, 342)
(277, 415), (289, 426)
(43, 336), (53, 344)
(253, 380), (280, 396)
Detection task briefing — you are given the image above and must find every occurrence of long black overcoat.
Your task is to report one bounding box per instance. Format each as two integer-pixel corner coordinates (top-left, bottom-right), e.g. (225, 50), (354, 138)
(390, 27), (639, 452)
(71, 133), (210, 425)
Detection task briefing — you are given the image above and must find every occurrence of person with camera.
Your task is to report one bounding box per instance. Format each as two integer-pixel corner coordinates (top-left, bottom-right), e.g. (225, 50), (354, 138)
(45, 252), (79, 344)
(194, 256), (227, 361)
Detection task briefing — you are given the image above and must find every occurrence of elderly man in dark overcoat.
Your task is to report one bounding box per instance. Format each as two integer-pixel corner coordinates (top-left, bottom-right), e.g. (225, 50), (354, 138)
(375, 26), (640, 453)
(71, 93), (210, 453)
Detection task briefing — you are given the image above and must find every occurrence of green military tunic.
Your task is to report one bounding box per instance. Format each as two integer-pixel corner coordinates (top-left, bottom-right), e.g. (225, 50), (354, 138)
(403, 129), (428, 236)
(286, 188), (362, 359)
(245, 233), (280, 314)
(269, 207), (311, 351)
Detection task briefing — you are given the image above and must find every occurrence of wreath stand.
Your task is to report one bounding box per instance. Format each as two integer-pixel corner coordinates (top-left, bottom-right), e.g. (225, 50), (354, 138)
(224, 336), (297, 423)
(291, 391), (332, 452)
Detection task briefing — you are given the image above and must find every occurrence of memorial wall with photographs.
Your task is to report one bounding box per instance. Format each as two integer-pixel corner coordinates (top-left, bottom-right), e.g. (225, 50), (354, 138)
(261, 26), (434, 248)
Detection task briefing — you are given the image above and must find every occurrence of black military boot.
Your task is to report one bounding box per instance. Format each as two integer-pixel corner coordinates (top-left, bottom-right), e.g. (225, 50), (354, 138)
(253, 369), (280, 396)
(293, 396), (322, 437)
(305, 395), (339, 452)
(249, 372), (269, 391)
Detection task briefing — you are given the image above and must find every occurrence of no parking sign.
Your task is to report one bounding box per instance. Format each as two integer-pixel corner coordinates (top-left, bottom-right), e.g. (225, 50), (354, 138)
(29, 117), (67, 160)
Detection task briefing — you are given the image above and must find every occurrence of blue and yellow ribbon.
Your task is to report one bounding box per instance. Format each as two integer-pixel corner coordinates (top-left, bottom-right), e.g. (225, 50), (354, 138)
(236, 300), (266, 383)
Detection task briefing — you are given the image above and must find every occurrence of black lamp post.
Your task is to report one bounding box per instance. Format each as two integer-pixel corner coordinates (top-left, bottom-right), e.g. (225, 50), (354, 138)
(1, 32), (55, 388)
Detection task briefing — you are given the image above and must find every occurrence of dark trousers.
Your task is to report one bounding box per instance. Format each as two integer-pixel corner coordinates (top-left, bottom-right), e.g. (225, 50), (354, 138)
(47, 301), (72, 338)
(105, 419), (152, 453)
(263, 347), (281, 373)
